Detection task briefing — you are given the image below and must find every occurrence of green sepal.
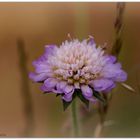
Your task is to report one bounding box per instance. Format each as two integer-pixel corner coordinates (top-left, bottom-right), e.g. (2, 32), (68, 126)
(92, 90), (107, 105)
(43, 92), (48, 94)
(76, 89), (89, 108)
(62, 100), (73, 111)
(62, 89), (90, 111)
(56, 93), (62, 97)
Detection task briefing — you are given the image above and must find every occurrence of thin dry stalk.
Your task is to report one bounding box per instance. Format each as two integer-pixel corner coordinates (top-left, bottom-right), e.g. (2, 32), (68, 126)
(17, 39), (35, 137)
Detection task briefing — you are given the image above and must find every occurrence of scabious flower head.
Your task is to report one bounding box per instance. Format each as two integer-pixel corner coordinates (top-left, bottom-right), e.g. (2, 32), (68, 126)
(29, 37), (127, 103)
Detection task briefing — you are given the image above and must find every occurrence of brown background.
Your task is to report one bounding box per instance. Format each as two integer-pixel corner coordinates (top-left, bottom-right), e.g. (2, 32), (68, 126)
(0, 2), (140, 137)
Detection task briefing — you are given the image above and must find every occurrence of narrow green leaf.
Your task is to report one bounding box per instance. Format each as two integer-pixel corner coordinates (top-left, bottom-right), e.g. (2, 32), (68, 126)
(56, 93), (62, 97)
(76, 90), (89, 108)
(93, 90), (106, 105)
(62, 100), (73, 111)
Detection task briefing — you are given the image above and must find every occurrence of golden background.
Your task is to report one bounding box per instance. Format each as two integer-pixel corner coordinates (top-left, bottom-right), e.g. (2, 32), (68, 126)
(0, 2), (140, 137)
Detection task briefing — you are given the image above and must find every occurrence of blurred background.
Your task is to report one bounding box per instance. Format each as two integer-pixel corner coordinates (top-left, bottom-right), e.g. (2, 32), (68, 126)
(0, 2), (140, 137)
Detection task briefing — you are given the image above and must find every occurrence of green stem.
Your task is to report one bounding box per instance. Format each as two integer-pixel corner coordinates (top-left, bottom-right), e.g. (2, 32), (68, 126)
(71, 99), (79, 137)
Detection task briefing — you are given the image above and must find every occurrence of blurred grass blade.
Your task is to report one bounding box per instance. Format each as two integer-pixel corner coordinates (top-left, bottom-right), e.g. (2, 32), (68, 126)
(76, 90), (89, 108)
(103, 120), (116, 127)
(17, 38), (34, 137)
(93, 90), (106, 105)
(63, 100), (73, 111)
(121, 83), (135, 93)
(112, 2), (125, 57)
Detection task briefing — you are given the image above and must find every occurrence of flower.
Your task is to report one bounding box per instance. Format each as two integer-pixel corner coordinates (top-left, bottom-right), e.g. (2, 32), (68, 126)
(29, 37), (127, 103)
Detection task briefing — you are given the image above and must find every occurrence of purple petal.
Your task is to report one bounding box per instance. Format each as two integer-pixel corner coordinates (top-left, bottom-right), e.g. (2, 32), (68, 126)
(103, 55), (117, 64)
(62, 90), (74, 102)
(113, 70), (127, 82)
(88, 36), (95, 45)
(44, 45), (57, 57)
(109, 56), (117, 63)
(103, 83), (116, 93)
(44, 78), (58, 90)
(40, 84), (51, 92)
(63, 85), (74, 94)
(102, 63), (123, 79)
(114, 63), (122, 68)
(84, 96), (97, 103)
(56, 81), (67, 92)
(40, 84), (62, 93)
(29, 72), (47, 82)
(107, 55), (117, 63)
(90, 79), (115, 92)
(32, 55), (47, 67)
(81, 85), (93, 98)
(35, 65), (51, 73)
(52, 89), (62, 94)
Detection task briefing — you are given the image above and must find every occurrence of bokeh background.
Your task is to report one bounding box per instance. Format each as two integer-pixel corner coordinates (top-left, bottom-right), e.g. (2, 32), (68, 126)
(0, 2), (140, 137)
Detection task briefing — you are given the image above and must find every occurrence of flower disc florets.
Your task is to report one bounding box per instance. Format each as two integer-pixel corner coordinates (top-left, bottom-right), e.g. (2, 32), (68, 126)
(29, 37), (127, 102)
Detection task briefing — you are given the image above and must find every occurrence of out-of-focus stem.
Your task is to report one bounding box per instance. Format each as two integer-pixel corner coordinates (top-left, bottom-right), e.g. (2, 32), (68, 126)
(17, 39), (34, 137)
(94, 2), (126, 137)
(71, 99), (79, 137)
(94, 94), (108, 137)
(94, 110), (104, 137)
